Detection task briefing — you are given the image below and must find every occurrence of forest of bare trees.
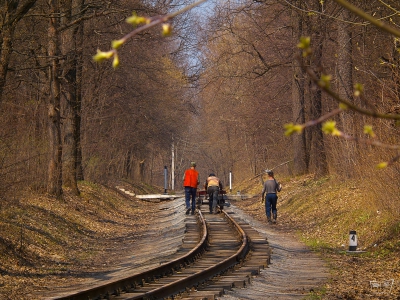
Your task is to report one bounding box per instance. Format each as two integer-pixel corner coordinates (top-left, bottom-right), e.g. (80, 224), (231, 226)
(0, 0), (195, 198)
(0, 0), (399, 212)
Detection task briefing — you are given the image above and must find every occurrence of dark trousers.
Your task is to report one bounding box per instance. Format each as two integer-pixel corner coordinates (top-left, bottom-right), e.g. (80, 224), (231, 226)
(184, 186), (197, 211)
(265, 193), (278, 218)
(207, 186), (219, 212)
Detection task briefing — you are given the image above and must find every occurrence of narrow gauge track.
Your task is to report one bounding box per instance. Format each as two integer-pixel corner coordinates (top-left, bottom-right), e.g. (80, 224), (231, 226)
(52, 203), (270, 300)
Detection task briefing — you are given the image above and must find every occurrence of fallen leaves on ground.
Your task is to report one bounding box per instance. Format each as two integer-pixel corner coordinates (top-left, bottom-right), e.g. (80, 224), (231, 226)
(0, 182), (161, 300)
(233, 175), (400, 299)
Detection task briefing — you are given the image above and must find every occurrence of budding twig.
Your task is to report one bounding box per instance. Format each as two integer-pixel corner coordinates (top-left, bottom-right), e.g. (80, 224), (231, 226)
(93, 0), (209, 68)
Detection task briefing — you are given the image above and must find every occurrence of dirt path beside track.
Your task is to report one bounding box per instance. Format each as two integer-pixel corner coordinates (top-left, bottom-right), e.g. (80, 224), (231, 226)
(45, 198), (329, 300)
(222, 203), (329, 299)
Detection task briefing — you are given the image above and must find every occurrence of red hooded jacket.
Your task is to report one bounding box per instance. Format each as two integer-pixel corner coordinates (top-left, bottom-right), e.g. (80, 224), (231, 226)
(183, 168), (199, 188)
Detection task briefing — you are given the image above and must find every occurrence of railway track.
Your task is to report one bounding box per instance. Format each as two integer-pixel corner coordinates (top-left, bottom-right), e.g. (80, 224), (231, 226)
(51, 201), (271, 300)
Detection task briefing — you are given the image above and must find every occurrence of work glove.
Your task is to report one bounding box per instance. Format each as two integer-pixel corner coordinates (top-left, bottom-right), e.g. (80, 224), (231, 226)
(260, 196), (264, 203)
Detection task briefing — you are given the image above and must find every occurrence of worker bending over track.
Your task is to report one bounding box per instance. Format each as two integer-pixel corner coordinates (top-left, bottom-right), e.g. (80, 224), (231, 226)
(205, 173), (223, 214)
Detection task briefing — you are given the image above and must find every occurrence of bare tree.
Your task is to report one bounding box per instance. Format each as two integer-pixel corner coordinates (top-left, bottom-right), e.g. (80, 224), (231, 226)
(60, 0), (85, 195)
(336, 7), (355, 177)
(196, 0), (293, 180)
(47, 0), (63, 196)
(306, 1), (328, 178)
(291, 0), (308, 175)
(0, 0), (37, 105)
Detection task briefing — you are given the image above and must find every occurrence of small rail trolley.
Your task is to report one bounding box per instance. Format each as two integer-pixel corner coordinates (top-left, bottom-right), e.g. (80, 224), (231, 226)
(196, 189), (229, 212)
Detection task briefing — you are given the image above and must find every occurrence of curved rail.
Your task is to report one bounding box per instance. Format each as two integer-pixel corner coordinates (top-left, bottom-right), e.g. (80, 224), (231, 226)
(135, 210), (249, 299)
(52, 211), (208, 300)
(52, 209), (250, 300)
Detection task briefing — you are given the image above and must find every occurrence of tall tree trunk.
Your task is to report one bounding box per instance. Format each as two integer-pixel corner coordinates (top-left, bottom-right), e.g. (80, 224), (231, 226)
(0, 16), (14, 106)
(62, 53), (80, 194)
(61, 0), (84, 195)
(291, 0), (308, 175)
(139, 159), (145, 182)
(309, 1), (328, 179)
(125, 150), (132, 177)
(75, 12), (84, 182)
(47, 0), (63, 197)
(337, 8), (355, 178)
(0, 0), (37, 105)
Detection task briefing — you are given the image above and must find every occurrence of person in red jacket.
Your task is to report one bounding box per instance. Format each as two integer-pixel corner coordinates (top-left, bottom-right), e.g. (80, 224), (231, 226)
(183, 161), (200, 215)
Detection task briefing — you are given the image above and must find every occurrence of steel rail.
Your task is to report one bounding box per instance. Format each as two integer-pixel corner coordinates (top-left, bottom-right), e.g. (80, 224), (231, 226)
(129, 210), (249, 300)
(52, 209), (250, 300)
(51, 211), (208, 300)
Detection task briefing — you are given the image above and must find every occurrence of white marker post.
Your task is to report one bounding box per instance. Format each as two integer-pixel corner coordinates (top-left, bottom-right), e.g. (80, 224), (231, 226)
(349, 230), (357, 251)
(229, 171), (232, 193)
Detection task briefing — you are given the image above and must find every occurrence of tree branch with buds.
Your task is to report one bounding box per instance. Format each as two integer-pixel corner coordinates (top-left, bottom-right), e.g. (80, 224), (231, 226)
(286, 36), (400, 169)
(93, 0), (208, 68)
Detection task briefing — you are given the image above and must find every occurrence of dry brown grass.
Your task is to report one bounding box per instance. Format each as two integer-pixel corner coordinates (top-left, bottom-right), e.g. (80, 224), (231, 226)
(0, 174), (399, 299)
(234, 173), (400, 299)
(0, 181), (161, 299)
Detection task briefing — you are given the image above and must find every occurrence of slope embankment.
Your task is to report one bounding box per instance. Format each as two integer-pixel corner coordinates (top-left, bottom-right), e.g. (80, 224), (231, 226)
(232, 174), (400, 299)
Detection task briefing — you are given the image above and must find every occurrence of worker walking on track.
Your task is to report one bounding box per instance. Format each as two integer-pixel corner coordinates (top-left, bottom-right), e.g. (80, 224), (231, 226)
(205, 173), (223, 214)
(183, 161), (200, 215)
(261, 170), (282, 224)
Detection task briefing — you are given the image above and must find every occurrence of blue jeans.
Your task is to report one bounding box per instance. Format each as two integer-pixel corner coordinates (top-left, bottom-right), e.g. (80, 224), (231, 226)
(265, 193), (278, 218)
(185, 186), (197, 211)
